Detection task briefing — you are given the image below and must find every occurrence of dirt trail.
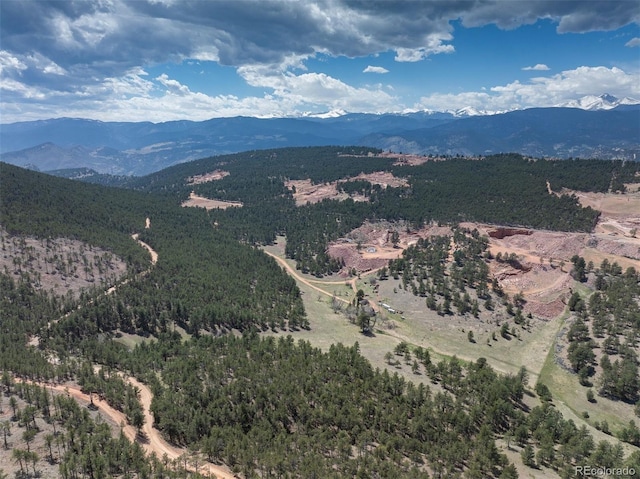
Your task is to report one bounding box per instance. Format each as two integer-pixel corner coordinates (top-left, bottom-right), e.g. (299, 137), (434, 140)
(132, 233), (158, 265)
(126, 377), (237, 478)
(15, 377), (236, 479)
(264, 250), (351, 304)
(264, 250), (383, 306)
(31, 225), (238, 478)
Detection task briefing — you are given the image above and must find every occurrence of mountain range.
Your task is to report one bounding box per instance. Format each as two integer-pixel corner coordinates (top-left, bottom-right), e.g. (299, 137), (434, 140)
(1, 95), (638, 176)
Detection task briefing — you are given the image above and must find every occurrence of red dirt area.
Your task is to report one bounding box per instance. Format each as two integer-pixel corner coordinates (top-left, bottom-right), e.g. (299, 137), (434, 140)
(187, 169), (230, 184)
(327, 216), (640, 320)
(286, 171), (408, 206)
(327, 221), (453, 276)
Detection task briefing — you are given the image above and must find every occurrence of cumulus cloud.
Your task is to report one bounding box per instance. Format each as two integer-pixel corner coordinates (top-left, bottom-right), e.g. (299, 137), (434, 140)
(237, 64), (398, 113)
(1, 1), (639, 121)
(416, 66), (640, 112)
(156, 73), (191, 96)
(626, 37), (640, 47)
(0, 51), (27, 75)
(363, 66), (389, 74)
(5, 0), (634, 86)
(522, 64), (550, 71)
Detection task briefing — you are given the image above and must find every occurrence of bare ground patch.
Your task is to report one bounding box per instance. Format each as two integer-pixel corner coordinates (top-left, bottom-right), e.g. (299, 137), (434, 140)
(286, 171), (408, 206)
(325, 212), (640, 322)
(0, 228), (128, 299)
(566, 188), (640, 217)
(181, 191), (243, 210)
(186, 169), (230, 184)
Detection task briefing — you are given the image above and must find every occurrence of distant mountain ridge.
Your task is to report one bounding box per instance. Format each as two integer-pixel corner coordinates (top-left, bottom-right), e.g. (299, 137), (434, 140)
(556, 93), (639, 111)
(1, 101), (639, 175)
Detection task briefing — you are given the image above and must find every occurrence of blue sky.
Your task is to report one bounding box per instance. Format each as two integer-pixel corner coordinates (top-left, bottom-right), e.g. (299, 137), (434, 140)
(1, 1), (639, 123)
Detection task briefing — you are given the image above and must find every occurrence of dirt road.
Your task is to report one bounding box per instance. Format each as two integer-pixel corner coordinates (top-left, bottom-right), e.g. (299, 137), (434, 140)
(34, 227), (236, 478)
(16, 377), (236, 479)
(126, 377), (237, 479)
(263, 250), (351, 305)
(132, 233), (158, 265)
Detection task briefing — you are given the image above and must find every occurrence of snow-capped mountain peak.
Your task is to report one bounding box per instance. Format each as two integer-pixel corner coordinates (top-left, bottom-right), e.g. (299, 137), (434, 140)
(557, 93), (640, 111)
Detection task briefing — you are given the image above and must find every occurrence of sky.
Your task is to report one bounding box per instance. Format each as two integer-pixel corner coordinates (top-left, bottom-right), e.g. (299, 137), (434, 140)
(1, 0), (639, 123)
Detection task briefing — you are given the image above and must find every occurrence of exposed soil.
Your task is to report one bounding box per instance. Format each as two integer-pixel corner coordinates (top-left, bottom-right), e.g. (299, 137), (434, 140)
(2, 376), (237, 479)
(286, 171), (408, 206)
(326, 187), (640, 320)
(181, 191), (243, 210)
(0, 228), (128, 299)
(0, 386), (123, 479)
(187, 169), (230, 184)
(132, 232), (158, 265)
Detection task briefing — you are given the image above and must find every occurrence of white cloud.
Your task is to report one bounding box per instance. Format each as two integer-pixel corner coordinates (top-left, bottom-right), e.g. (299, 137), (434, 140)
(363, 66), (389, 74)
(237, 65), (398, 113)
(156, 73), (191, 96)
(0, 78), (47, 99)
(0, 65), (401, 123)
(0, 51), (27, 75)
(95, 68), (155, 99)
(626, 37), (640, 47)
(416, 66), (640, 112)
(522, 64), (550, 71)
(394, 34), (455, 62)
(1, 1), (639, 122)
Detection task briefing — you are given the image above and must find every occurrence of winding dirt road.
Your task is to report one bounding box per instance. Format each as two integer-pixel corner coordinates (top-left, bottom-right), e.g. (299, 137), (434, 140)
(125, 230), (235, 477)
(36, 223), (236, 478)
(17, 377), (236, 478)
(132, 232), (158, 265)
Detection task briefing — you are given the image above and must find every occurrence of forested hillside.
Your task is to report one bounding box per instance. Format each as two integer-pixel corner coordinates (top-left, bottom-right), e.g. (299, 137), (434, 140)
(124, 148), (638, 276)
(2, 152), (640, 478)
(1, 161), (306, 345)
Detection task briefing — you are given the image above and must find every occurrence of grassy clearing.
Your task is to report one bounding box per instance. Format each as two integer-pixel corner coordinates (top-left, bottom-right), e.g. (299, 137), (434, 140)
(373, 277), (562, 381)
(263, 236), (639, 462)
(538, 317), (640, 457)
(262, 278), (436, 385)
(263, 239), (356, 299)
(113, 331), (152, 349)
(264, 238), (564, 381)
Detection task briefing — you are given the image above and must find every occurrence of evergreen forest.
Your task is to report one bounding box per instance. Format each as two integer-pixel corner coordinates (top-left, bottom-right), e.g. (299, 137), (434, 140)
(1, 148), (639, 478)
